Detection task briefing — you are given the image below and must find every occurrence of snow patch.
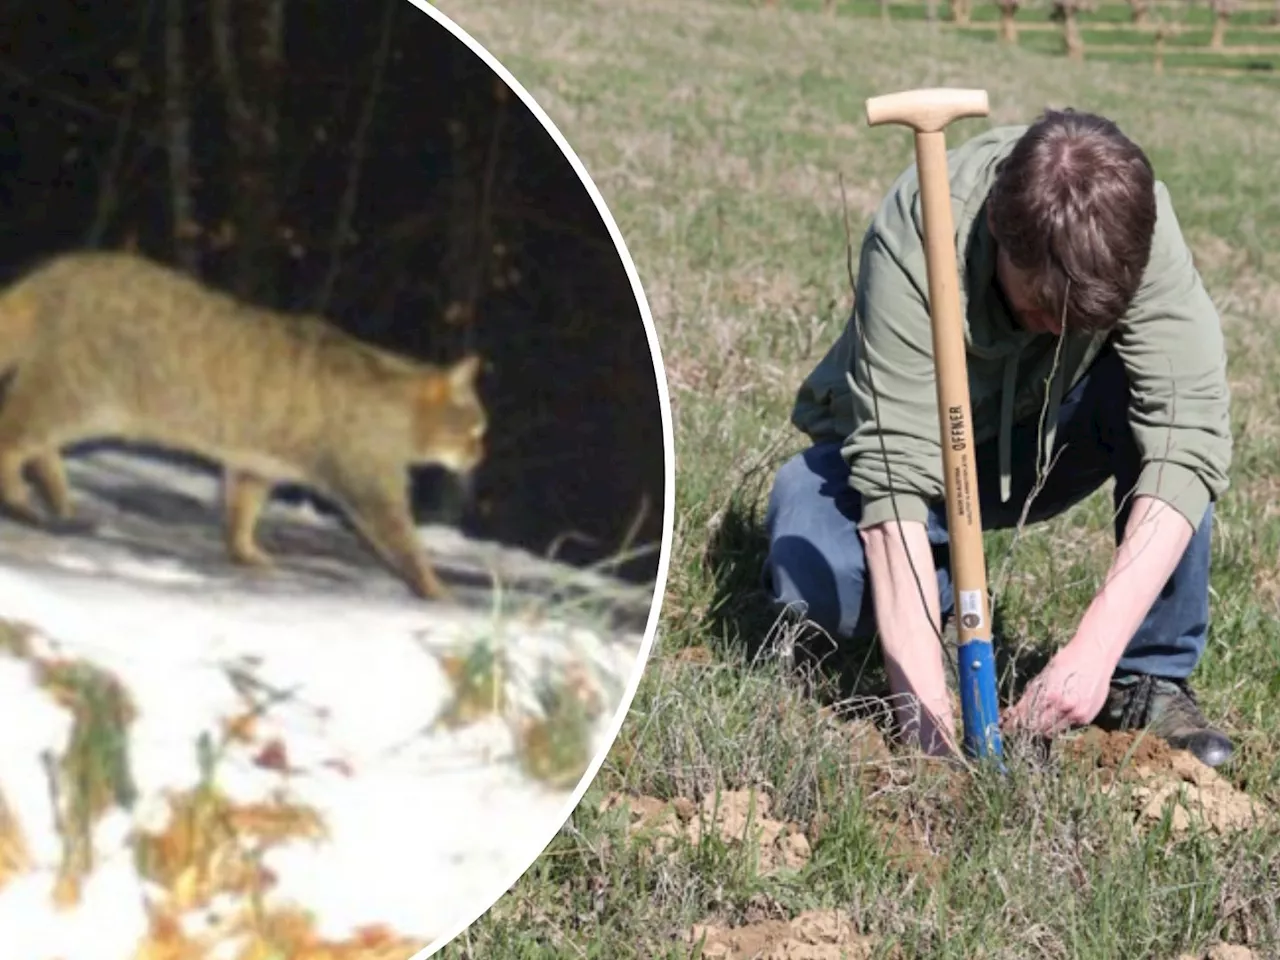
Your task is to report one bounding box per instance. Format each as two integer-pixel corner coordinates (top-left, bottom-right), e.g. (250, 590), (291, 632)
(0, 451), (652, 958)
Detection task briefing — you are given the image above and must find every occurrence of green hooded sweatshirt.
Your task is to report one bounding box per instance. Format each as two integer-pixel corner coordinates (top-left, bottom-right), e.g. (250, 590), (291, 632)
(790, 124), (1232, 533)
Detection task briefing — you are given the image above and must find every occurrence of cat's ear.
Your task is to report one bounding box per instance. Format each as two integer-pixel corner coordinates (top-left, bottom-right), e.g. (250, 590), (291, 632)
(449, 353), (483, 389)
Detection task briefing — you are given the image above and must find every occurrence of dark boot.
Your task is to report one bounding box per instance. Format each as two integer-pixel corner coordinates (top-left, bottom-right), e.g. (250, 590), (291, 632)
(1093, 673), (1233, 768)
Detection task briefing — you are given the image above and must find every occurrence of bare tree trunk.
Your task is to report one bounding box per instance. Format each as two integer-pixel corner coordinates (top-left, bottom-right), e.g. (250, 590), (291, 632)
(926, 0), (940, 21)
(1154, 28), (1166, 73)
(880, 0), (890, 21)
(824, 0), (838, 13)
(1064, 10), (1084, 59)
(951, 0), (972, 24)
(1210, 8), (1228, 47)
(165, 0), (198, 274)
(440, 73), (510, 336)
(211, 0), (284, 302)
(999, 4), (1020, 41)
(1273, 0), (1279, 26)
(1129, 0), (1149, 24)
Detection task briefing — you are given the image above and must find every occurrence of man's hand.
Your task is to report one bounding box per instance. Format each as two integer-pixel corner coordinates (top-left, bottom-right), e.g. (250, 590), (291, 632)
(1004, 638), (1114, 735)
(1005, 494), (1195, 738)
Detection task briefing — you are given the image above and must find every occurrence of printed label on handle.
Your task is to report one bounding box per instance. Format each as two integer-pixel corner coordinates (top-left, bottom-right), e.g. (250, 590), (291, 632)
(958, 589), (984, 632)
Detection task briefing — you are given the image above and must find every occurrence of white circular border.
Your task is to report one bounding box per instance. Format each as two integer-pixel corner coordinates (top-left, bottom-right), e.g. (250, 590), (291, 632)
(398, 2), (675, 956)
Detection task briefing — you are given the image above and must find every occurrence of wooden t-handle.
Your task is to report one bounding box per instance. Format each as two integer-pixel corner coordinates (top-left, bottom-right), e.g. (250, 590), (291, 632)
(865, 87), (990, 132)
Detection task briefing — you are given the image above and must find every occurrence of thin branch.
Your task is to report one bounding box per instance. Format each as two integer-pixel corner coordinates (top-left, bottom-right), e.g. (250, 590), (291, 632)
(209, 0), (250, 131)
(314, 0), (397, 313)
(461, 81), (510, 349)
(164, 0), (198, 273)
(990, 307), (1070, 604)
(85, 0), (158, 248)
(209, 0), (286, 299)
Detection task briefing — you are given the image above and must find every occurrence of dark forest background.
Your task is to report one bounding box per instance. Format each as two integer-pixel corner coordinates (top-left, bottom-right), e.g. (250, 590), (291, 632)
(0, 0), (666, 584)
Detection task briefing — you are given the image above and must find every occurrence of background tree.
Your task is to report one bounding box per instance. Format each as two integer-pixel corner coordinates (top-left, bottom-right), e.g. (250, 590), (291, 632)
(998, 0), (1023, 43)
(1051, 0), (1088, 60)
(1154, 20), (1167, 72)
(1209, 0), (1237, 48)
(164, 0), (199, 273)
(209, 0), (285, 301)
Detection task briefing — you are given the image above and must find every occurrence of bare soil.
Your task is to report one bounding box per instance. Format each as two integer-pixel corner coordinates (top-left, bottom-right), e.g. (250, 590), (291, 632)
(602, 723), (1274, 957)
(685, 909), (881, 960)
(1178, 944), (1259, 960)
(1061, 729), (1272, 835)
(598, 787), (813, 876)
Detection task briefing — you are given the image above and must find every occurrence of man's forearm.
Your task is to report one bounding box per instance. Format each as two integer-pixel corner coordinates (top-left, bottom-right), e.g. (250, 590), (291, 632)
(1070, 494), (1196, 669)
(861, 520), (956, 755)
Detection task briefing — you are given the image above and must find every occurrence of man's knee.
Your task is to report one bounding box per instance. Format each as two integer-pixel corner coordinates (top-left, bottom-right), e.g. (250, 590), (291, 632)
(762, 443), (873, 638)
(763, 531), (870, 639)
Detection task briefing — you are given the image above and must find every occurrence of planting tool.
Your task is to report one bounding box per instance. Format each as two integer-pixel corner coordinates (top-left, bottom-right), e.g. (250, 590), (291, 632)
(864, 87), (1004, 763)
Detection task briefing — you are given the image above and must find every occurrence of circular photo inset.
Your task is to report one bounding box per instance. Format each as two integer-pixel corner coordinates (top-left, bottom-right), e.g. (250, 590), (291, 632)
(0, 2), (671, 956)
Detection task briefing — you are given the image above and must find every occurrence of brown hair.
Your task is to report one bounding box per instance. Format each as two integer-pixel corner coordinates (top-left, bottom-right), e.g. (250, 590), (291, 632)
(986, 108), (1157, 334)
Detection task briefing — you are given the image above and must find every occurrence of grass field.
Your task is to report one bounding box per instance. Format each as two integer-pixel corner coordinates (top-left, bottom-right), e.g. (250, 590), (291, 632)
(432, 0), (1280, 956)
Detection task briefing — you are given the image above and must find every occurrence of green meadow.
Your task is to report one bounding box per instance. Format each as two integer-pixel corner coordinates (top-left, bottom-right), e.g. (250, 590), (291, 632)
(434, 1), (1280, 956)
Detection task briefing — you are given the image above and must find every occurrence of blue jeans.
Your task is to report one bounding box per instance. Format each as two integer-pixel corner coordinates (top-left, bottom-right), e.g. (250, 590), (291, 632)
(762, 345), (1213, 681)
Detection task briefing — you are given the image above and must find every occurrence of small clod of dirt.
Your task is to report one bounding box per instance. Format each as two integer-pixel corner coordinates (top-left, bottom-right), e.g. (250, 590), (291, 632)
(1062, 730), (1271, 835)
(1178, 943), (1258, 960)
(1063, 727), (1175, 774)
(876, 816), (944, 880)
(846, 717), (894, 769)
(674, 644), (715, 665)
(599, 787), (812, 875)
(685, 908), (881, 960)
(808, 712), (896, 792)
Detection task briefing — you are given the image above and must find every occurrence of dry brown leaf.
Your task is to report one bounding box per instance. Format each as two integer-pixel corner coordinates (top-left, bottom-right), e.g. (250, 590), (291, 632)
(135, 787), (328, 911)
(0, 787), (33, 891)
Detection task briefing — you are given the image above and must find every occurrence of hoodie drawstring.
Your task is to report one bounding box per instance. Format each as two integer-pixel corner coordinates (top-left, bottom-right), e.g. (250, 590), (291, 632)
(999, 355), (1017, 504)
